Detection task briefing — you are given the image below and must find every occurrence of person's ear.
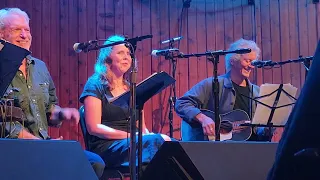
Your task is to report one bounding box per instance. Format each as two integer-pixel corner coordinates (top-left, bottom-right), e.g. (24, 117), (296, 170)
(230, 59), (234, 66)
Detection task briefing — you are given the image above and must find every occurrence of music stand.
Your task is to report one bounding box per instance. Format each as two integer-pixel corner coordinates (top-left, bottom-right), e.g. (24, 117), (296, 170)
(241, 84), (297, 141)
(0, 39), (31, 98)
(109, 71), (175, 177)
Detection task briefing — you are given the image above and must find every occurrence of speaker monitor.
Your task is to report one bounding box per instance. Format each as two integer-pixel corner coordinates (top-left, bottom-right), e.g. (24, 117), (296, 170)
(142, 141), (278, 180)
(0, 139), (98, 180)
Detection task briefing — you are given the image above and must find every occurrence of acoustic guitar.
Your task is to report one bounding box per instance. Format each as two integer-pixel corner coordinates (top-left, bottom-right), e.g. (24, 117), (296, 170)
(0, 105), (25, 121)
(201, 109), (252, 141)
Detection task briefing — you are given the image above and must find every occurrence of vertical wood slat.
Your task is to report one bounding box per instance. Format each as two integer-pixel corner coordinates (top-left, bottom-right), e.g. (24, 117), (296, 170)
(48, 0), (60, 138)
(254, 0), (264, 86)
(114, 0), (124, 35)
(41, 0), (55, 138)
(223, 0), (234, 48)
(288, 0), (300, 91)
(123, 0), (133, 38)
(241, 0), (255, 83)
(0, 1), (7, 7)
(307, 0), (318, 56)
(206, 0), (216, 79)
(297, 0), (309, 88)
(86, 0), (97, 77)
(215, 0), (225, 75)
(176, 2), (189, 98)
(150, 0), (161, 132)
(260, 0), (273, 84)
(140, 0), (153, 132)
(59, 0), (70, 140)
(96, 0), (106, 48)
(270, 0), (281, 85)
(269, 0), (283, 142)
(158, 0), (170, 135)
(195, 0), (207, 137)
(31, 0), (42, 59)
(1, 0), (319, 143)
(105, 0), (115, 37)
(233, 0), (243, 41)
(132, 0), (142, 82)
(279, 0), (290, 85)
(67, 0), (79, 140)
(187, 1), (198, 89)
(168, 0), (182, 138)
(77, 0), (88, 147)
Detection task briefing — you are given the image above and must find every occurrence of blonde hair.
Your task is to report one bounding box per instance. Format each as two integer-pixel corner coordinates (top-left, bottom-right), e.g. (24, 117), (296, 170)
(93, 35), (132, 90)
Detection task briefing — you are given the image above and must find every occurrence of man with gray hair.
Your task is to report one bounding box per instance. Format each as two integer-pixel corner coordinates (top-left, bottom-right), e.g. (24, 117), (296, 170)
(0, 7), (105, 178)
(175, 38), (270, 141)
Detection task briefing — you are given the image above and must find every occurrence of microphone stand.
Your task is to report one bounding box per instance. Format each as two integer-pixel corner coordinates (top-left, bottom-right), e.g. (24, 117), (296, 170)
(84, 36), (154, 180)
(125, 35), (153, 180)
(172, 48), (251, 141)
(207, 53), (221, 141)
(166, 41), (177, 138)
(300, 55), (312, 78)
(127, 40), (138, 180)
(85, 39), (139, 180)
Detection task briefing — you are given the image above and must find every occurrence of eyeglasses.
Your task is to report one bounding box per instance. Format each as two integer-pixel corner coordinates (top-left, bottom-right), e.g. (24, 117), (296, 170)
(8, 27), (30, 35)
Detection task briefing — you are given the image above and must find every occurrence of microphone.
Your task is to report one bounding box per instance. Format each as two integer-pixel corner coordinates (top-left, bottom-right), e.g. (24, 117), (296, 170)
(151, 48), (180, 57)
(161, 36), (183, 44)
(73, 40), (98, 53)
(251, 60), (272, 67)
(229, 48), (252, 54)
(126, 35), (153, 44)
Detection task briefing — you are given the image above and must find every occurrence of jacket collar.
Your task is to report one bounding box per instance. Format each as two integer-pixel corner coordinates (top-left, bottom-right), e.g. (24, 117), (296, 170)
(223, 71), (254, 89)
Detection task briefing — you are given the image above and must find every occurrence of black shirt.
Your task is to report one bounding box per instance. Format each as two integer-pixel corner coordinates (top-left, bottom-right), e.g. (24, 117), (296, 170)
(232, 81), (251, 118)
(80, 76), (131, 154)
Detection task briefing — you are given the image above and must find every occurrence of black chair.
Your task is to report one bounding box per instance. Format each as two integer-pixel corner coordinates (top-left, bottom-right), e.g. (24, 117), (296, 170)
(79, 106), (130, 180)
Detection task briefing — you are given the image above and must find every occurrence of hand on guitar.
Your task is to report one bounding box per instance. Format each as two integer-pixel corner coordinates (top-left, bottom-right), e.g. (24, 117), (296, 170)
(195, 113), (215, 136)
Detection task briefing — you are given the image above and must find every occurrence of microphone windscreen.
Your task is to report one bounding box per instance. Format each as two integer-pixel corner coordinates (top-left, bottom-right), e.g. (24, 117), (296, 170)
(73, 43), (81, 53)
(151, 50), (158, 56)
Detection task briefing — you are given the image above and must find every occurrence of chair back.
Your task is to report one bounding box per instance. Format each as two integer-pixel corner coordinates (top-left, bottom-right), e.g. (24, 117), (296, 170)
(79, 105), (90, 150)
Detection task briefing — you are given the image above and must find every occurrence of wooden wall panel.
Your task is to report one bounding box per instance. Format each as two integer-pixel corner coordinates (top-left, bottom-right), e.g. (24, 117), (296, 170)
(48, 0), (61, 139)
(157, 0), (170, 135)
(58, 0), (70, 140)
(140, 0), (152, 134)
(0, 0), (319, 145)
(77, 0), (88, 147)
(173, 0), (188, 137)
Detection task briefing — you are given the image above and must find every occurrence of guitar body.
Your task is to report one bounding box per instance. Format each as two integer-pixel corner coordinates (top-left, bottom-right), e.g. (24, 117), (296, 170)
(201, 109), (252, 141)
(0, 105), (25, 121)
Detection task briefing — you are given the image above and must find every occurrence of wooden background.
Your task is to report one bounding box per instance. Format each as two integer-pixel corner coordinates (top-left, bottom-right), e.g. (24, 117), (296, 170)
(1, 0), (319, 147)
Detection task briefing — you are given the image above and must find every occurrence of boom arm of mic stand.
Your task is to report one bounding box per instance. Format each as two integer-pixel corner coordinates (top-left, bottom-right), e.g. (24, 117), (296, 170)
(172, 49), (251, 59)
(86, 41), (127, 52)
(207, 55), (221, 141)
(253, 56), (313, 68)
